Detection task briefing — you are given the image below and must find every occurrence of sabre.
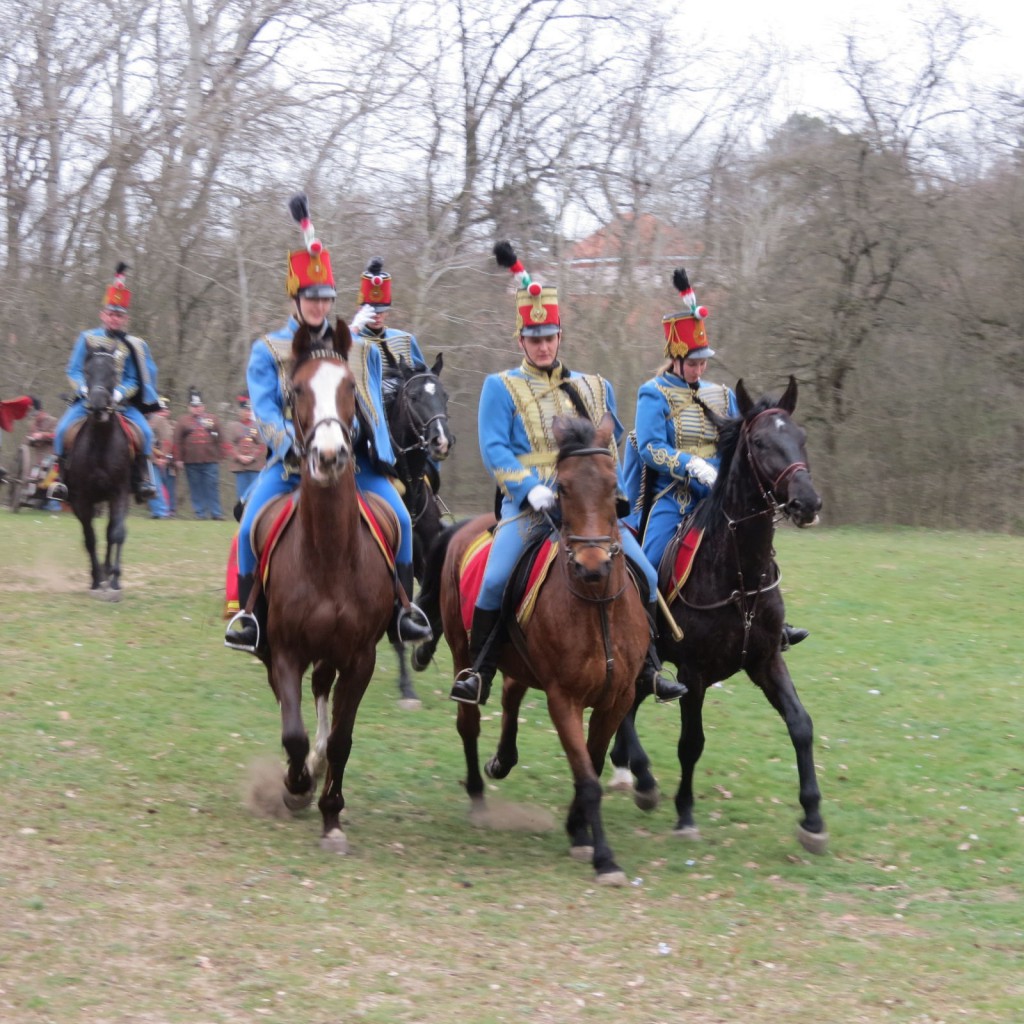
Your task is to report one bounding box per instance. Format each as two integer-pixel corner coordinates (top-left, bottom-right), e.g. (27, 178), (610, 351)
(656, 589), (684, 642)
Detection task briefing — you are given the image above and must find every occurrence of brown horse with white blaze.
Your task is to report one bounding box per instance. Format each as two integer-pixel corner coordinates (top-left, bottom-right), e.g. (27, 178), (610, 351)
(424, 414), (649, 885)
(253, 319), (394, 852)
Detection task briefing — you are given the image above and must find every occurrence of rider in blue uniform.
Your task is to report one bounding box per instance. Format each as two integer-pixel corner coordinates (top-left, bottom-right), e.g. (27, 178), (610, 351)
(352, 257), (427, 372)
(448, 241), (687, 706)
(52, 263), (159, 503)
(225, 194), (432, 653)
(623, 268), (808, 651)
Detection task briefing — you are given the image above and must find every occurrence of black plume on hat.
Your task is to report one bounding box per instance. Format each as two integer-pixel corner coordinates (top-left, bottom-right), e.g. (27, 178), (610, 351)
(493, 240), (518, 270)
(288, 193), (310, 224)
(365, 256), (384, 275)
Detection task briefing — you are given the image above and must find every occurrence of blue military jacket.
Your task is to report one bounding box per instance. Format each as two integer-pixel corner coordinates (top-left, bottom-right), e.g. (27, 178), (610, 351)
(66, 328), (161, 414)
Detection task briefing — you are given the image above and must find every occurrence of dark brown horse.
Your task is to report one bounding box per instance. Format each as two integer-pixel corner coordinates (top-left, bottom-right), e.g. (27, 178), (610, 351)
(421, 415), (649, 885)
(609, 377), (829, 854)
(65, 346), (134, 599)
(252, 319), (394, 852)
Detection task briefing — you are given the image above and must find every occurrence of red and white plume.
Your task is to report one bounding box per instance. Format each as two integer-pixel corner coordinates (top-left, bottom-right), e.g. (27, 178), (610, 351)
(288, 193), (322, 255)
(494, 240), (542, 297)
(673, 267), (707, 319)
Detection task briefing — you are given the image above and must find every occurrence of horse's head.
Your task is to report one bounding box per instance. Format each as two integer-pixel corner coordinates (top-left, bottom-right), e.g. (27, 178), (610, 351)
(736, 377), (822, 528)
(386, 353), (454, 462)
(553, 413), (621, 585)
(290, 319), (357, 484)
(83, 347), (119, 422)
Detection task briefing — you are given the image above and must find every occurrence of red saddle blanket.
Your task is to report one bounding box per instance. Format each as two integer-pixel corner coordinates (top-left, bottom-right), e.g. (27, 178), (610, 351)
(663, 525), (705, 604)
(459, 533), (558, 636)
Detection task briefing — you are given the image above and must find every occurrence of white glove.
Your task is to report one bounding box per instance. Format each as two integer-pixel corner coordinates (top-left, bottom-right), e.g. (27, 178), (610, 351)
(113, 389), (124, 405)
(79, 384), (89, 398)
(349, 304), (376, 334)
(527, 484), (556, 512)
(688, 455), (717, 487)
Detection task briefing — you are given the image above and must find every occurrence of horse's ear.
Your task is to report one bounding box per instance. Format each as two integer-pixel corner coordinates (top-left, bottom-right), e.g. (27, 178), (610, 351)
(595, 411), (615, 450)
(778, 375), (797, 414)
(333, 318), (352, 360)
(431, 352), (443, 375)
(552, 415), (571, 446)
(735, 379), (753, 417)
(292, 322), (313, 361)
(398, 355), (411, 375)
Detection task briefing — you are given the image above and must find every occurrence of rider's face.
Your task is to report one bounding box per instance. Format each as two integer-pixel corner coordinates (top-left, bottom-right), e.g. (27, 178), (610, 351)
(681, 358), (708, 384)
(297, 295), (334, 328)
(519, 331), (561, 370)
(101, 309), (128, 332)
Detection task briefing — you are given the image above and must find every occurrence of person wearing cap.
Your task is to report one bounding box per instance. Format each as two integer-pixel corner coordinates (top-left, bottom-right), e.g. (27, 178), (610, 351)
(224, 194), (432, 654)
(51, 262), (160, 502)
(226, 394), (266, 502)
(448, 241), (686, 707)
(352, 257), (427, 374)
(627, 268), (808, 651)
(147, 396), (175, 518)
(173, 389), (226, 520)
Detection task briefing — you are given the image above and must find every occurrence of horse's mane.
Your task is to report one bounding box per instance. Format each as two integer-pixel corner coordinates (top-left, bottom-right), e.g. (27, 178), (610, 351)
(689, 392), (778, 533)
(555, 417), (598, 461)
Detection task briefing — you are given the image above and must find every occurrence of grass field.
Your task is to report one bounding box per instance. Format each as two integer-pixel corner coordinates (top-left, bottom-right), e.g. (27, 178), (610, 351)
(0, 513), (1021, 1023)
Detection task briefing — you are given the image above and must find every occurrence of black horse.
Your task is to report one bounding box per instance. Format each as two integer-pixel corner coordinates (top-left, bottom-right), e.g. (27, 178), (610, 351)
(381, 351), (454, 706)
(609, 377), (829, 854)
(65, 347), (136, 598)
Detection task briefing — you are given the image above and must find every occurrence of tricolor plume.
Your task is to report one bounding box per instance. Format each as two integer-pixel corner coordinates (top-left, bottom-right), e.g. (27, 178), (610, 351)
(494, 240), (540, 296)
(288, 193), (318, 253)
(672, 267), (707, 319)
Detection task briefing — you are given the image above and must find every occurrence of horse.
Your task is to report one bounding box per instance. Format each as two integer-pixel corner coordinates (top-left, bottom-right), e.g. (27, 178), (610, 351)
(252, 319), (395, 852)
(65, 346), (135, 598)
(419, 414), (650, 885)
(381, 350), (454, 708)
(609, 377), (829, 854)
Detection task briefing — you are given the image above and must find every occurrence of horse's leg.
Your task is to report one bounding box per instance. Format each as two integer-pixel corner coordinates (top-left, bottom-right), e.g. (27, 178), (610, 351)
(77, 509), (103, 590)
(608, 690), (660, 810)
(673, 683), (707, 839)
(484, 677), (528, 779)
(318, 653), (376, 853)
(456, 701), (485, 813)
(270, 650), (314, 812)
(547, 690), (627, 886)
(393, 641), (421, 709)
(105, 494), (129, 593)
(307, 661), (334, 781)
(753, 654), (829, 854)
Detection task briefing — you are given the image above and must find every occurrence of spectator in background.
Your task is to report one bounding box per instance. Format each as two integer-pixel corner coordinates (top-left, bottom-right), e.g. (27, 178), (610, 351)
(226, 393), (266, 502)
(174, 388), (226, 520)
(147, 395), (175, 518)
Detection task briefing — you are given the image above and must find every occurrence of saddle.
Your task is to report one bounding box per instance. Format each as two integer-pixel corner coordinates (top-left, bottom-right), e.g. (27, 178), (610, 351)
(658, 518), (705, 605)
(251, 491), (399, 589)
(65, 414), (144, 457)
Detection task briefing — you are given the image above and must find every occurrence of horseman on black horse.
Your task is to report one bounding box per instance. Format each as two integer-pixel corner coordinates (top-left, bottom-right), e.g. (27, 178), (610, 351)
(52, 263), (160, 503)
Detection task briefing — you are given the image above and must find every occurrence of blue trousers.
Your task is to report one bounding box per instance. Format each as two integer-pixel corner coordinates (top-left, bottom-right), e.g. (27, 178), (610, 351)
(236, 456), (413, 578)
(184, 462), (222, 519)
(639, 483), (708, 571)
(477, 497), (657, 612)
(233, 470), (259, 502)
(54, 402), (153, 456)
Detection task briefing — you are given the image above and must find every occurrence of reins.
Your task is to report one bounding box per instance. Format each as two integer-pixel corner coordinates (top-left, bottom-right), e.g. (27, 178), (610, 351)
(389, 371), (449, 457)
(288, 350), (354, 462)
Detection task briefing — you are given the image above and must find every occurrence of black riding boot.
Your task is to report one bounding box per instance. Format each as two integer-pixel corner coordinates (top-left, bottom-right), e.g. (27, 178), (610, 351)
(388, 563), (433, 644)
(780, 623), (809, 651)
(50, 455), (69, 502)
(450, 606), (503, 705)
(132, 453), (157, 502)
(638, 602), (687, 703)
(224, 573), (266, 652)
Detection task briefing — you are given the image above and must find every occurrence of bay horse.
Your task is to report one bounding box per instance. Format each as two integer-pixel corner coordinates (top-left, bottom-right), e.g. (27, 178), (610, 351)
(609, 377), (829, 854)
(421, 415), (649, 885)
(65, 346), (135, 598)
(252, 320), (394, 852)
(381, 350), (453, 708)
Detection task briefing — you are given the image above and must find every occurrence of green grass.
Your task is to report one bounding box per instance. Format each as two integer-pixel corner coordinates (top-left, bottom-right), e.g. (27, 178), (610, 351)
(0, 514), (1021, 1023)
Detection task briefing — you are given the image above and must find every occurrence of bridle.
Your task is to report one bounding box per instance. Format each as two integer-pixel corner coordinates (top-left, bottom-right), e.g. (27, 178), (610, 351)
(84, 348), (118, 414)
(389, 371), (450, 457)
(288, 350), (355, 461)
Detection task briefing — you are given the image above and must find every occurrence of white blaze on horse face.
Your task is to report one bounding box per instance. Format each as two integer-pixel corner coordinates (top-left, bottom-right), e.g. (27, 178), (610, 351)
(309, 361), (352, 464)
(773, 415), (786, 431)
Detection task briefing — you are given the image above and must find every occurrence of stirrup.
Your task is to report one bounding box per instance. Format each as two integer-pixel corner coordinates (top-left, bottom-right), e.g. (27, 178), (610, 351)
(450, 667), (486, 705)
(224, 609), (260, 653)
(395, 604), (432, 643)
(650, 665), (687, 704)
(48, 482), (68, 502)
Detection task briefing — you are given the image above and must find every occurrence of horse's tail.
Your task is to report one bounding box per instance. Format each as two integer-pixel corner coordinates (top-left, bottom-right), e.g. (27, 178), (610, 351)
(411, 517), (469, 671)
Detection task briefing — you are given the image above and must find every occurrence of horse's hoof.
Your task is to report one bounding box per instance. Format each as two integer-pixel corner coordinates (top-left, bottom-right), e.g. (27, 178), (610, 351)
(796, 824), (830, 855)
(595, 870), (629, 887)
(397, 697), (422, 711)
(282, 786), (315, 812)
(320, 828), (349, 854)
(632, 786), (660, 812)
(484, 756), (512, 780)
(411, 645), (433, 671)
(672, 825), (701, 841)
(569, 844), (594, 863)
(606, 767), (635, 792)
